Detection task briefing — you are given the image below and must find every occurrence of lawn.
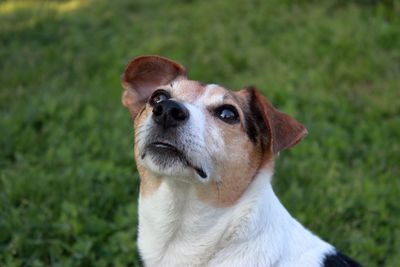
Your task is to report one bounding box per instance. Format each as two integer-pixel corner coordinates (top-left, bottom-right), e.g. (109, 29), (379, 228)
(0, 0), (399, 266)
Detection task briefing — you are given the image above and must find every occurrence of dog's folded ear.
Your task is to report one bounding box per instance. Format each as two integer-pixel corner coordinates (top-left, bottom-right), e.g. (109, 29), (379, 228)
(244, 87), (308, 154)
(121, 55), (187, 117)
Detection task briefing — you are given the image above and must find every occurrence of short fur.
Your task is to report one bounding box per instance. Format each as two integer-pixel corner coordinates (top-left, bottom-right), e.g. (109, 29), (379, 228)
(121, 55), (362, 267)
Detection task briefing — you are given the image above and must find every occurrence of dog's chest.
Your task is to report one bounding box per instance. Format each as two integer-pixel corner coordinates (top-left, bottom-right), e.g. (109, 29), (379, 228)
(136, 174), (335, 267)
(137, 180), (234, 266)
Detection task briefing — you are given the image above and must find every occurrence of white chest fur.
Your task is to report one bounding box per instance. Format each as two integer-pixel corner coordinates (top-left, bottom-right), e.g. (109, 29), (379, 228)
(137, 170), (334, 267)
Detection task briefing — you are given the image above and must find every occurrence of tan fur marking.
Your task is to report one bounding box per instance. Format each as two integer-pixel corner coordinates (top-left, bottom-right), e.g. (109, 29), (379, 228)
(171, 80), (205, 103)
(134, 107), (162, 196)
(196, 120), (273, 207)
(195, 87), (274, 207)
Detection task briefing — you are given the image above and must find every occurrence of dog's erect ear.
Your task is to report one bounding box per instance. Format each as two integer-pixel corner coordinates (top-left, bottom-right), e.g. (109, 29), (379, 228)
(121, 55), (187, 117)
(242, 87), (308, 154)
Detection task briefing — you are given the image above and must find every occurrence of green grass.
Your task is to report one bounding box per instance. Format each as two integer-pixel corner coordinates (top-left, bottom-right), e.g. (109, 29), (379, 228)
(0, 0), (399, 266)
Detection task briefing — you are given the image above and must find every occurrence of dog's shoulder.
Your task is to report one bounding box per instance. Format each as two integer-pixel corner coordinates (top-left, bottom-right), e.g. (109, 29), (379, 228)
(322, 251), (362, 267)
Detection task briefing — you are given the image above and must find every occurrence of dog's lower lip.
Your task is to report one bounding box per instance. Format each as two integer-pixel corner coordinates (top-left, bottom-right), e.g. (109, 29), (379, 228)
(150, 142), (179, 152)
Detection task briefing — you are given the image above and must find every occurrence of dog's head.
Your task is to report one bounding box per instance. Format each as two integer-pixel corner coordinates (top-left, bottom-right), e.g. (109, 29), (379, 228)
(122, 55), (307, 205)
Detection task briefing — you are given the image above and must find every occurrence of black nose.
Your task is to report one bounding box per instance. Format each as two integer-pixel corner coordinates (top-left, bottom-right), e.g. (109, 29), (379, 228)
(152, 100), (189, 129)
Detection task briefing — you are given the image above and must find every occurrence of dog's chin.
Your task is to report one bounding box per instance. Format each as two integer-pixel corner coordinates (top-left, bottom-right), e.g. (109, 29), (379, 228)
(140, 142), (209, 182)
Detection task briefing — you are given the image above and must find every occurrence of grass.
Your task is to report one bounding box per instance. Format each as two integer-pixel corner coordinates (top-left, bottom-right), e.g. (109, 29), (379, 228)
(0, 0), (399, 266)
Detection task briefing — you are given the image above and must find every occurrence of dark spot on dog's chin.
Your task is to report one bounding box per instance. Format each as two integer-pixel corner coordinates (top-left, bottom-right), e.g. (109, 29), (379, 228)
(141, 153), (146, 159)
(195, 167), (207, 179)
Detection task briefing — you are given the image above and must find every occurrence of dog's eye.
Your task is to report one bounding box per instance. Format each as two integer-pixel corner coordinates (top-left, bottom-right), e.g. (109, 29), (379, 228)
(215, 105), (240, 124)
(149, 90), (171, 105)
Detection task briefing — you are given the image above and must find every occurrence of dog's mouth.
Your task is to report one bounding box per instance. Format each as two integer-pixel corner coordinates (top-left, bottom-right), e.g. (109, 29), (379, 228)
(142, 142), (207, 179)
(148, 142), (181, 153)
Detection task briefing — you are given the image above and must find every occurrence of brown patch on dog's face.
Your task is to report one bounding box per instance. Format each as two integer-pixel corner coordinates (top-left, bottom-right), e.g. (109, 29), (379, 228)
(122, 56), (307, 206)
(133, 107), (162, 196)
(195, 85), (309, 207)
(195, 87), (275, 206)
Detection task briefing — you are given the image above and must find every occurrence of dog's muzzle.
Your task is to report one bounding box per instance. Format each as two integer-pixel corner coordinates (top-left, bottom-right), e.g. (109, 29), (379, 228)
(152, 100), (189, 129)
(140, 99), (208, 180)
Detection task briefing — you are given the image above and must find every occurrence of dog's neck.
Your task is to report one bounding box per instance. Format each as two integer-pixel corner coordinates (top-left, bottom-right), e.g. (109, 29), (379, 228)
(138, 170), (333, 267)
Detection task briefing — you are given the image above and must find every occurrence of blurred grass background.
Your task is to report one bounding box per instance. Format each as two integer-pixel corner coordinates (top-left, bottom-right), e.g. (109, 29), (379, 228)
(0, 0), (399, 266)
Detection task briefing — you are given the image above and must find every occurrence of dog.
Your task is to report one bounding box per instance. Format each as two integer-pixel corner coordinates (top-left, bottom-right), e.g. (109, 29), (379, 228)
(121, 55), (362, 267)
